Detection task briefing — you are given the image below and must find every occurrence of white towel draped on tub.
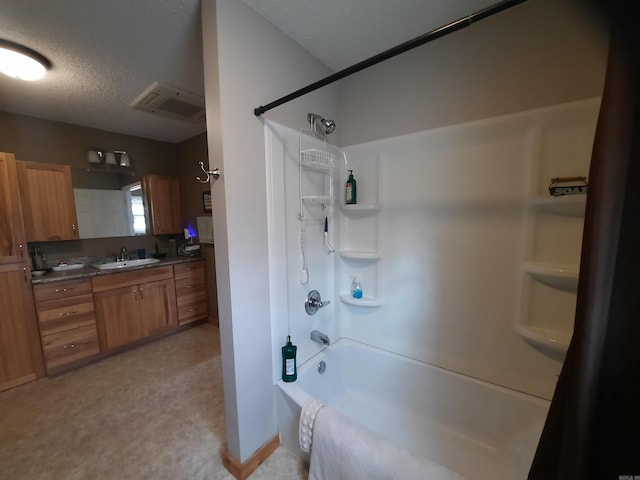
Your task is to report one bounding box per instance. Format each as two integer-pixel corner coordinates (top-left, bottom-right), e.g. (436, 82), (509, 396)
(307, 404), (464, 480)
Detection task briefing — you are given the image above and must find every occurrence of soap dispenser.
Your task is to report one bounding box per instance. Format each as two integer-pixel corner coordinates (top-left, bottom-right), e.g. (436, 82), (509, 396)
(345, 170), (357, 204)
(351, 277), (363, 299)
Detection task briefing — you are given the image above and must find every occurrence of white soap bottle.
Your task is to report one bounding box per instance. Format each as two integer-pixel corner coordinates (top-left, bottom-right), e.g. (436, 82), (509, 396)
(351, 277), (363, 299)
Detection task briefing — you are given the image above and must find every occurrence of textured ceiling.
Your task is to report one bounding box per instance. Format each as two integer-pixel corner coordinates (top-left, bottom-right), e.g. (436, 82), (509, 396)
(0, 0), (502, 144)
(0, 0), (205, 143)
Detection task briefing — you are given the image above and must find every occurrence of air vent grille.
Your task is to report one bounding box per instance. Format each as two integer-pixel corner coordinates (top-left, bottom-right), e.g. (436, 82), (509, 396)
(129, 82), (205, 123)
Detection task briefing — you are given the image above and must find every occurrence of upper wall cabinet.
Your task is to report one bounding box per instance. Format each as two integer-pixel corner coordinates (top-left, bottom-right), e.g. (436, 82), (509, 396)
(17, 161), (79, 242)
(142, 174), (183, 235)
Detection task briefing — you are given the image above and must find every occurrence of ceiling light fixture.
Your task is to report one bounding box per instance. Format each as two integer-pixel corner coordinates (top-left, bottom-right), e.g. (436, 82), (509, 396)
(0, 39), (51, 81)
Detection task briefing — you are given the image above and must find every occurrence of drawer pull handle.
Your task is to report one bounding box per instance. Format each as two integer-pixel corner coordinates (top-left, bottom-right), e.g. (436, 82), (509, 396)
(55, 287), (74, 293)
(58, 311), (78, 317)
(63, 343), (76, 349)
(186, 285), (193, 289)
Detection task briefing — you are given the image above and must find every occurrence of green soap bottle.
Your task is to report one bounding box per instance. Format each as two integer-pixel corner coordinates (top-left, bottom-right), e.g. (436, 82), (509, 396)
(281, 335), (297, 382)
(345, 169), (357, 204)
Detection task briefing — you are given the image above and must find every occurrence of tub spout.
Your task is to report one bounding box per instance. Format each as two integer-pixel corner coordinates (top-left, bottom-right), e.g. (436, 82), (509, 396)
(310, 330), (330, 346)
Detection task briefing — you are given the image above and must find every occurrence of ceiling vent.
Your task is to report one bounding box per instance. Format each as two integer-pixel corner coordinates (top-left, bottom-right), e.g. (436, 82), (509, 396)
(129, 82), (205, 123)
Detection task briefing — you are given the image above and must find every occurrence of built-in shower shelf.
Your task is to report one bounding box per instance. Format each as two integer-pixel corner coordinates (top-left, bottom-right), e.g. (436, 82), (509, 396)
(340, 294), (382, 307)
(524, 262), (579, 292)
(529, 194), (586, 216)
(340, 250), (381, 262)
(340, 204), (381, 216)
(302, 195), (334, 206)
(300, 149), (335, 171)
(517, 325), (571, 354)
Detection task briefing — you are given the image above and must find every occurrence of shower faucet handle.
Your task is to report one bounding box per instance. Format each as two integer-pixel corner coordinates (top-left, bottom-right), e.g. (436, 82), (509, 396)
(305, 290), (330, 315)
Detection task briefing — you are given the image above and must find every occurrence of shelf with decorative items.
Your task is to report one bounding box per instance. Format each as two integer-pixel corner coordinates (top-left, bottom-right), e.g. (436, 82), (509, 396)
(336, 153), (383, 310)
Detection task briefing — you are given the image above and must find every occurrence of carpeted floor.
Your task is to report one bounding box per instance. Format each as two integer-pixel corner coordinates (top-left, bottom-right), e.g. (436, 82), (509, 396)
(0, 323), (308, 480)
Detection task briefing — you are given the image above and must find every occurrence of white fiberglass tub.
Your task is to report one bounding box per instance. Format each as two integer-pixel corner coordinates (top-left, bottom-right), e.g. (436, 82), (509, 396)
(276, 338), (549, 479)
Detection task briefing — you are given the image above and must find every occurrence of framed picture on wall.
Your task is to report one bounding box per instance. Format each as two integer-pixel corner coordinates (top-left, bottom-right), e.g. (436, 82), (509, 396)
(202, 192), (212, 213)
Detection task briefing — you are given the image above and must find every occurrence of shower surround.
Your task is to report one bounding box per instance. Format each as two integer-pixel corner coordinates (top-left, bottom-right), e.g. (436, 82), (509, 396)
(266, 97), (599, 474)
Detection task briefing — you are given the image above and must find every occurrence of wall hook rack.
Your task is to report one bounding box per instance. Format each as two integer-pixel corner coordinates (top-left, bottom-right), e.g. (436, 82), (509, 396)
(196, 162), (221, 183)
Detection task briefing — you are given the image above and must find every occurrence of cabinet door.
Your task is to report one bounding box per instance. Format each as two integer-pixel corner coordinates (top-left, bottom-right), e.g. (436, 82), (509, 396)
(16, 161), (78, 241)
(0, 153), (27, 264)
(94, 285), (144, 350)
(139, 278), (177, 336)
(142, 175), (182, 234)
(0, 264), (45, 391)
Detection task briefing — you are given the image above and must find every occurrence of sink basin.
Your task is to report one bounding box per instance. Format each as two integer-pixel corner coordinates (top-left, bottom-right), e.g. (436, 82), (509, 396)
(52, 263), (85, 272)
(95, 258), (160, 270)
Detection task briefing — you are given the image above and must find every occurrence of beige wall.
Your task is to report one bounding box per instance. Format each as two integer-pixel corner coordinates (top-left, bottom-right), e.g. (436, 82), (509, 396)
(337, 0), (609, 146)
(0, 110), (209, 261)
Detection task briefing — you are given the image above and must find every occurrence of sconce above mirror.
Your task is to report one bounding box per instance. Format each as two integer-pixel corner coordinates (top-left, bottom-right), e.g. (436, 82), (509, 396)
(86, 147), (135, 175)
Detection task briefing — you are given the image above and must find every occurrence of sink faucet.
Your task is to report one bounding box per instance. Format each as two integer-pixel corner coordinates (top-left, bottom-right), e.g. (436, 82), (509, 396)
(117, 247), (129, 262)
(310, 330), (330, 346)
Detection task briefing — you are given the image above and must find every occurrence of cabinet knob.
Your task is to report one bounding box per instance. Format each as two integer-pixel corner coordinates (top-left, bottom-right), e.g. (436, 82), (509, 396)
(22, 267), (28, 282)
(72, 224), (77, 236)
(18, 243), (24, 257)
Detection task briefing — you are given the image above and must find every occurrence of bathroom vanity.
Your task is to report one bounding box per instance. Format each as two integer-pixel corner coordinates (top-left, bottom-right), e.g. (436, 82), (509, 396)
(0, 151), (211, 391)
(32, 258), (207, 374)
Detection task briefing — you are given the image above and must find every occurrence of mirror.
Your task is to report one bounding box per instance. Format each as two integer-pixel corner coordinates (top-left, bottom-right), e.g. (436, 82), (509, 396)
(71, 168), (148, 239)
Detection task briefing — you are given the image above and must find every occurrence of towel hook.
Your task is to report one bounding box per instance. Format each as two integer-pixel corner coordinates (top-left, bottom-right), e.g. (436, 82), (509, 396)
(196, 161), (221, 184)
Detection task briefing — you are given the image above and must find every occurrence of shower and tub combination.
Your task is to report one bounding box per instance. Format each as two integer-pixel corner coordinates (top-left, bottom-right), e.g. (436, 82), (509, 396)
(264, 96), (599, 478)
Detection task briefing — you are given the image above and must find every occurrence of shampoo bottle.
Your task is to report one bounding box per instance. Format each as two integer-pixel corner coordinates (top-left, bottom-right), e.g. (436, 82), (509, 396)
(345, 170), (357, 204)
(281, 335), (297, 382)
(351, 277), (363, 299)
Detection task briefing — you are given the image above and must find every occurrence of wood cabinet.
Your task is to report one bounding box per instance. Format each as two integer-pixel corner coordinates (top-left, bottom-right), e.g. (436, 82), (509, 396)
(16, 161), (78, 241)
(174, 260), (208, 325)
(0, 152), (45, 391)
(33, 279), (100, 371)
(92, 266), (177, 350)
(142, 174), (183, 235)
(0, 153), (28, 264)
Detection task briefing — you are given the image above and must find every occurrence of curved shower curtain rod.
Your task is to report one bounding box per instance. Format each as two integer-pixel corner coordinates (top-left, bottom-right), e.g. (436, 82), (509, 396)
(253, 0), (528, 117)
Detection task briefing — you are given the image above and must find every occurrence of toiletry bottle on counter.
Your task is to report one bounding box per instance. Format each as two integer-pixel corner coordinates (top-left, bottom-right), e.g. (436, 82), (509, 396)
(345, 169), (357, 204)
(351, 277), (363, 299)
(281, 335), (297, 382)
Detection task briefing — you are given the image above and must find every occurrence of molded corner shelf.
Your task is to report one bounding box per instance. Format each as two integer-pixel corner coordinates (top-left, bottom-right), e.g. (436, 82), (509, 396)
(529, 194), (586, 216)
(340, 250), (381, 262)
(524, 262), (579, 292)
(340, 204), (381, 216)
(517, 325), (571, 355)
(340, 294), (382, 307)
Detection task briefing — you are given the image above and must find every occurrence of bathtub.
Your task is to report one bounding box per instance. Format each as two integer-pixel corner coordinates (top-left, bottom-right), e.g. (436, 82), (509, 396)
(276, 338), (549, 479)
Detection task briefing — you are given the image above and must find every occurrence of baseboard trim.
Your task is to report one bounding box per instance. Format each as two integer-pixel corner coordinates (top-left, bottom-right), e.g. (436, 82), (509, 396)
(222, 434), (280, 480)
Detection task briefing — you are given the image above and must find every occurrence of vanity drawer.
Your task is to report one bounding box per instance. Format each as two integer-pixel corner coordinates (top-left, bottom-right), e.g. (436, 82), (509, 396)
(175, 277), (206, 299)
(177, 296), (208, 325)
(34, 279), (92, 302)
(36, 293), (96, 335)
(42, 324), (100, 369)
(174, 261), (205, 280)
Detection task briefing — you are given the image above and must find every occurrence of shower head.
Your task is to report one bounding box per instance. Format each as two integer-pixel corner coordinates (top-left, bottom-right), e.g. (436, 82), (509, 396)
(307, 113), (336, 136)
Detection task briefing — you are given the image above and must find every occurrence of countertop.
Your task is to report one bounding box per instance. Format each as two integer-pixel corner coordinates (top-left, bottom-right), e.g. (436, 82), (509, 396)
(31, 255), (204, 285)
